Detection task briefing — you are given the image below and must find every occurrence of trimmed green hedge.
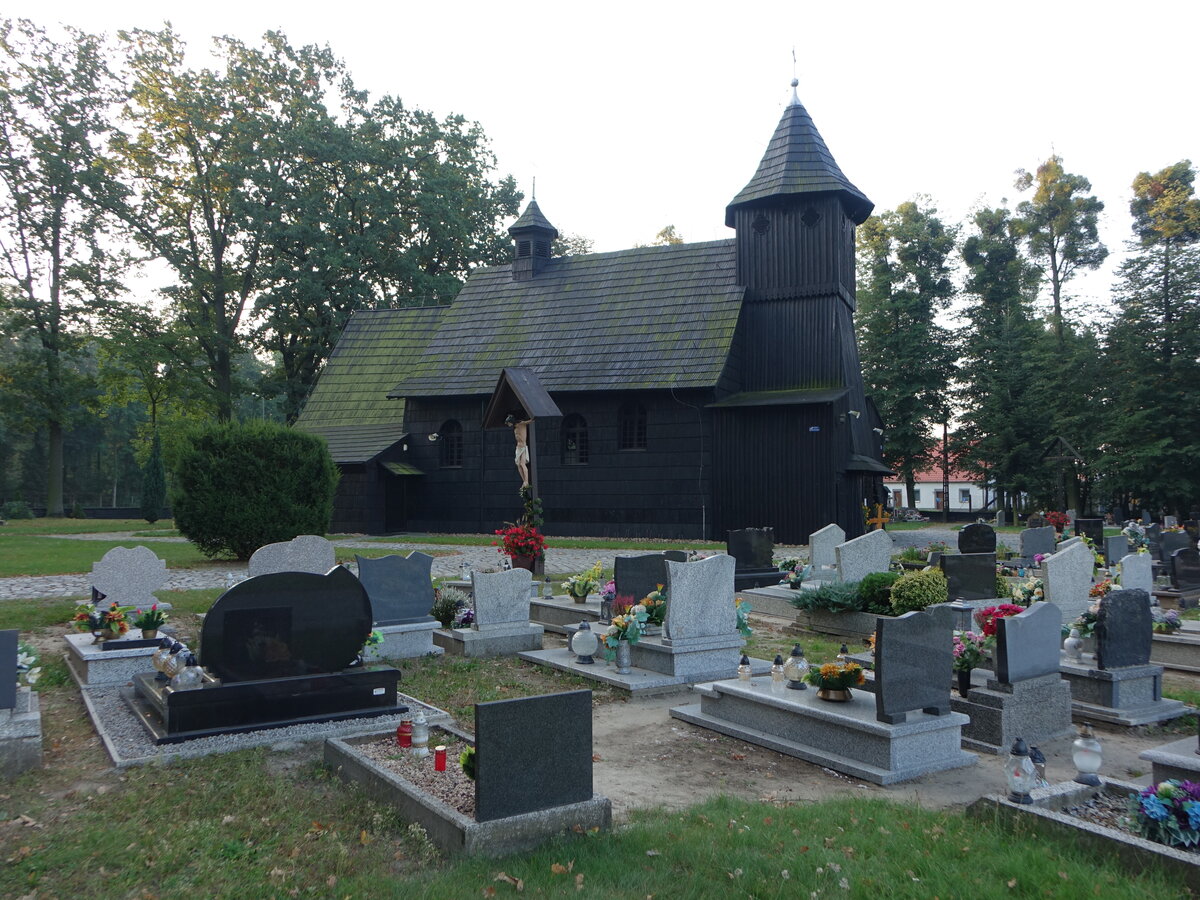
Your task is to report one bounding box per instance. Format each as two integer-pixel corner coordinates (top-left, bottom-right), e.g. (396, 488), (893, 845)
(169, 421), (339, 560)
(890, 569), (949, 615)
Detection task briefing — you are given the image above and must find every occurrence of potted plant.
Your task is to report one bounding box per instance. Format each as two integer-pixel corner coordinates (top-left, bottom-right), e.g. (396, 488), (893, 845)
(493, 524), (546, 571)
(561, 561), (603, 604)
(71, 601), (134, 641)
(132, 604), (167, 639)
(952, 630), (986, 698)
(1153, 609), (1182, 634)
(804, 660), (865, 701)
(641, 584), (667, 629)
(780, 564), (813, 588)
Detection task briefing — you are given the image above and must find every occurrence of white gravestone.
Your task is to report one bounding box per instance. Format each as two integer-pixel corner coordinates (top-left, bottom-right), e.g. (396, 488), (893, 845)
(1118, 552), (1153, 597)
(836, 529), (893, 583)
(90, 546), (167, 610)
(810, 523), (845, 571)
(1043, 542), (1095, 622)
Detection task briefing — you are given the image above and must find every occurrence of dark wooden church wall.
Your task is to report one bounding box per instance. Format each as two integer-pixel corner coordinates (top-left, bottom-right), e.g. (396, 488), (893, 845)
(330, 463), (383, 535)
(732, 197), (854, 302)
(712, 403), (852, 545)
(403, 397), (489, 534)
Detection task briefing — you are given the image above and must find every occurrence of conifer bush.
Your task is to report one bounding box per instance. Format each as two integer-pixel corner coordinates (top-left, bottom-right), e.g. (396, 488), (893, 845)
(169, 422), (338, 559)
(889, 569), (949, 615)
(140, 431), (167, 524)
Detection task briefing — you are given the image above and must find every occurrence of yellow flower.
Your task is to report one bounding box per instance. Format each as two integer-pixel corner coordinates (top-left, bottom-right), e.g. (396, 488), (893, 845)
(819, 663), (839, 678)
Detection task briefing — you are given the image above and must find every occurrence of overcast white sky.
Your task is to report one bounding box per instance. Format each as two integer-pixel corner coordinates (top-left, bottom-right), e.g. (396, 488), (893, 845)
(16, 0), (1200, 314)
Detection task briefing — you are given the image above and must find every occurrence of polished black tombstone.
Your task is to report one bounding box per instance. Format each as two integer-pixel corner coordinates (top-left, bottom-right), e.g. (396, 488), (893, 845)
(1095, 589), (1152, 670)
(1, 629), (17, 710)
(1161, 533), (1195, 567)
(474, 690), (593, 822)
(727, 527), (783, 589)
(131, 566), (404, 743)
(958, 523), (997, 554)
(356, 553), (437, 626)
(940, 553), (997, 601)
(613, 551), (687, 604)
(1074, 519), (1104, 551)
(1172, 548), (1200, 592)
(874, 607), (954, 724)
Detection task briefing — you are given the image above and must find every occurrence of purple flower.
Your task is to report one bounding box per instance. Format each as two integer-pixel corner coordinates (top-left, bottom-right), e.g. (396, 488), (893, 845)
(1141, 794), (1170, 821)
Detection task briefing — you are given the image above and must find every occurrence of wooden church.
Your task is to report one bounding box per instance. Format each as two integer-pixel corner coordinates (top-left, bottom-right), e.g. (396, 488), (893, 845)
(297, 82), (889, 544)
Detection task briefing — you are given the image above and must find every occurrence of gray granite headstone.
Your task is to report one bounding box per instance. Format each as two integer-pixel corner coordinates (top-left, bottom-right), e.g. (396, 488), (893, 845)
(1095, 589), (1152, 669)
(1164, 515), (1179, 529)
(247, 535), (335, 577)
(614, 551), (686, 604)
(995, 602), (1062, 683)
(474, 690), (593, 822)
(1043, 542), (1095, 621)
(835, 529), (892, 583)
(1161, 532), (1195, 563)
(958, 523), (996, 554)
(1146, 524), (1163, 560)
(727, 528), (774, 571)
(1104, 535), (1132, 566)
(1141, 510), (1152, 525)
(0, 629), (16, 710)
(664, 554), (735, 642)
(1057, 536), (1084, 552)
(1172, 548), (1200, 592)
(1026, 513), (1046, 529)
(940, 553), (997, 601)
(90, 545), (168, 609)
(810, 523), (845, 570)
(1074, 518), (1104, 550)
(1119, 552), (1153, 596)
(995, 510), (1006, 528)
(874, 606), (955, 724)
(471, 569), (534, 628)
(355, 553), (436, 626)
(1020, 526), (1057, 559)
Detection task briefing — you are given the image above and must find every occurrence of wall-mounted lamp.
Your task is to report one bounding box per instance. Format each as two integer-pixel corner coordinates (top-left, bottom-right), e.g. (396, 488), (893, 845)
(872, 427), (884, 436)
(428, 433), (440, 442)
(402, 443), (408, 452)
(848, 410), (861, 419)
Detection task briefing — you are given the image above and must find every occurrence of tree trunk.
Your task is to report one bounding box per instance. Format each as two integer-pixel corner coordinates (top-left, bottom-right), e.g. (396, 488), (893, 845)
(46, 421), (65, 517)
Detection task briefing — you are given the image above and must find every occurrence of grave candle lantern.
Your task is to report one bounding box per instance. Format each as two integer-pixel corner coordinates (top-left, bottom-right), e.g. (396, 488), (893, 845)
(412, 712), (429, 758)
(434, 745), (447, 772)
(1072, 722), (1103, 786)
(1006, 737), (1037, 804)
(783, 644), (809, 690)
(737, 654), (752, 682)
(569, 622), (599, 665)
(770, 654), (786, 689)
(397, 718), (412, 748)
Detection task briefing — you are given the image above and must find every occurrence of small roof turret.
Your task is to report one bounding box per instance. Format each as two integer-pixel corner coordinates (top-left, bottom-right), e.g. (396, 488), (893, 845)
(508, 199), (559, 241)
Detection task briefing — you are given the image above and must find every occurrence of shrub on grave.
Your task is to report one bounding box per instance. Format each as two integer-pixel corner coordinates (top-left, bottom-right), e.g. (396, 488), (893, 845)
(889, 569), (948, 615)
(169, 421), (338, 560)
(994, 573), (1012, 601)
(859, 571), (902, 615)
(791, 580), (862, 613)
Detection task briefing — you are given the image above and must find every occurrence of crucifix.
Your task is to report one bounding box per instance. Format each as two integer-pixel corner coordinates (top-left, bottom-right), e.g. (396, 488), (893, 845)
(505, 412), (536, 497)
(867, 503), (888, 531)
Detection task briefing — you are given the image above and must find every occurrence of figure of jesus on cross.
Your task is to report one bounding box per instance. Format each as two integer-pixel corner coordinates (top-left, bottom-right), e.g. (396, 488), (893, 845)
(506, 413), (532, 488)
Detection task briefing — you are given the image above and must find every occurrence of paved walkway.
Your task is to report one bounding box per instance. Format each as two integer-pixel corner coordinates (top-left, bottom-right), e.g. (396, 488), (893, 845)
(0, 527), (1011, 601)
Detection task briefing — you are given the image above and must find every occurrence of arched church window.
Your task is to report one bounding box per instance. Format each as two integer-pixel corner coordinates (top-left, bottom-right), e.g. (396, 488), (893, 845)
(439, 420), (463, 468)
(561, 414), (589, 465)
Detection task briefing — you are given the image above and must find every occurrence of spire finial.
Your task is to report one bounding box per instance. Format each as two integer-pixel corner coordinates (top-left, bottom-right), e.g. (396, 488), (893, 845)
(790, 77), (800, 106)
(532, 176), (536, 201)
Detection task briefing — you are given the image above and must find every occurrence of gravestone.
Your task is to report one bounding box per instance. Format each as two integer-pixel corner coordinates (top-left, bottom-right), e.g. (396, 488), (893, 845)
(835, 529), (892, 583)
(1164, 515), (1179, 529)
(436, 569), (542, 658)
(474, 690), (594, 822)
(727, 528), (782, 588)
(1142, 510), (1152, 525)
(248, 535), (335, 577)
(1042, 542), (1095, 621)
(1066, 509), (1076, 525)
(810, 523), (845, 570)
(0, 629), (15, 712)
(1074, 518), (1104, 550)
(90, 546), (168, 610)
(1186, 520), (1200, 542)
(996, 602), (1062, 683)
(1104, 535), (1132, 566)
(1172, 548), (1200, 592)
(958, 523), (997, 554)
(131, 566), (404, 742)
(613, 551), (687, 605)
(355, 553), (436, 625)
(200, 565), (371, 682)
(1057, 536), (1084, 552)
(1161, 532), (1195, 564)
(995, 510), (1006, 528)
(1020, 526), (1057, 560)
(1119, 552), (1153, 596)
(664, 554), (736, 642)
(940, 553), (998, 601)
(1096, 589), (1152, 669)
(1026, 513), (1046, 529)
(1146, 524), (1163, 561)
(875, 606), (955, 724)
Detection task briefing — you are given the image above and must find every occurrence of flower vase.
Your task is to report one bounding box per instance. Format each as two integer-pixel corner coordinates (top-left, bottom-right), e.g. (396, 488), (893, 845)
(92, 628), (116, 643)
(510, 554), (536, 572)
(570, 591), (589, 605)
(1063, 628), (1084, 663)
(614, 640), (632, 674)
(141, 629), (158, 640)
(815, 687), (852, 702)
(957, 668), (972, 699)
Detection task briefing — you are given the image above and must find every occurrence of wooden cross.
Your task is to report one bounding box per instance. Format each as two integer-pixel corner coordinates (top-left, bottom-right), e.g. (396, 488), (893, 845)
(867, 503), (888, 531)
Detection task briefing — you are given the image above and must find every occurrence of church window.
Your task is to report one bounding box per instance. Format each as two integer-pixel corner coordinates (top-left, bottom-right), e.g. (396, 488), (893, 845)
(561, 414), (589, 465)
(618, 402), (647, 451)
(752, 213), (770, 235)
(439, 420), (463, 468)
(801, 207), (822, 227)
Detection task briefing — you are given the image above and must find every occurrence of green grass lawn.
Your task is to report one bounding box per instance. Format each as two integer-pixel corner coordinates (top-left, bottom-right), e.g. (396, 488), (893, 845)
(0, 516), (175, 535)
(0, 534), (220, 577)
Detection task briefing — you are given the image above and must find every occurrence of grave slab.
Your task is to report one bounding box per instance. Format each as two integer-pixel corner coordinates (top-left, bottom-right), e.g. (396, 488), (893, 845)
(835, 529), (892, 583)
(727, 528), (783, 589)
(63, 631), (160, 687)
(1139, 736), (1200, 784)
(1172, 548), (1200, 592)
(364, 621), (445, 661)
(0, 687), (42, 778)
(528, 596), (603, 635)
(1058, 657), (1188, 726)
(952, 672), (1075, 754)
(810, 523), (845, 571)
(436, 569), (543, 656)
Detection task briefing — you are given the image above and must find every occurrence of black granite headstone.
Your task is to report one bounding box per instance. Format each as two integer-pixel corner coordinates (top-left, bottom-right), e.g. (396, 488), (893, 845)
(0, 629), (17, 710)
(1026, 514), (1046, 529)
(1186, 521), (1200, 542)
(1172, 548), (1200, 592)
(1104, 535), (1132, 566)
(355, 553), (436, 626)
(1095, 588), (1152, 669)
(1161, 533), (1195, 565)
(726, 528), (775, 571)
(199, 566), (372, 682)
(474, 690), (593, 822)
(874, 606), (954, 724)
(939, 553), (997, 601)
(995, 602), (1062, 683)
(1146, 524), (1163, 560)
(613, 552), (686, 604)
(1074, 518), (1104, 550)
(958, 523), (997, 554)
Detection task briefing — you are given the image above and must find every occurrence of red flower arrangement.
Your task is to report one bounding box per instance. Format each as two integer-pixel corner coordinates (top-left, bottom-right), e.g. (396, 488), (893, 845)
(493, 524), (546, 558)
(611, 594), (637, 616)
(1044, 511), (1070, 532)
(973, 603), (1026, 637)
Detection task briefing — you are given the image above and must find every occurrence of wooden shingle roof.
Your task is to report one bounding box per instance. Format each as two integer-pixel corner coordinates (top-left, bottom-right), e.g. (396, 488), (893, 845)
(389, 240), (744, 398)
(726, 94), (873, 226)
(295, 306), (445, 461)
